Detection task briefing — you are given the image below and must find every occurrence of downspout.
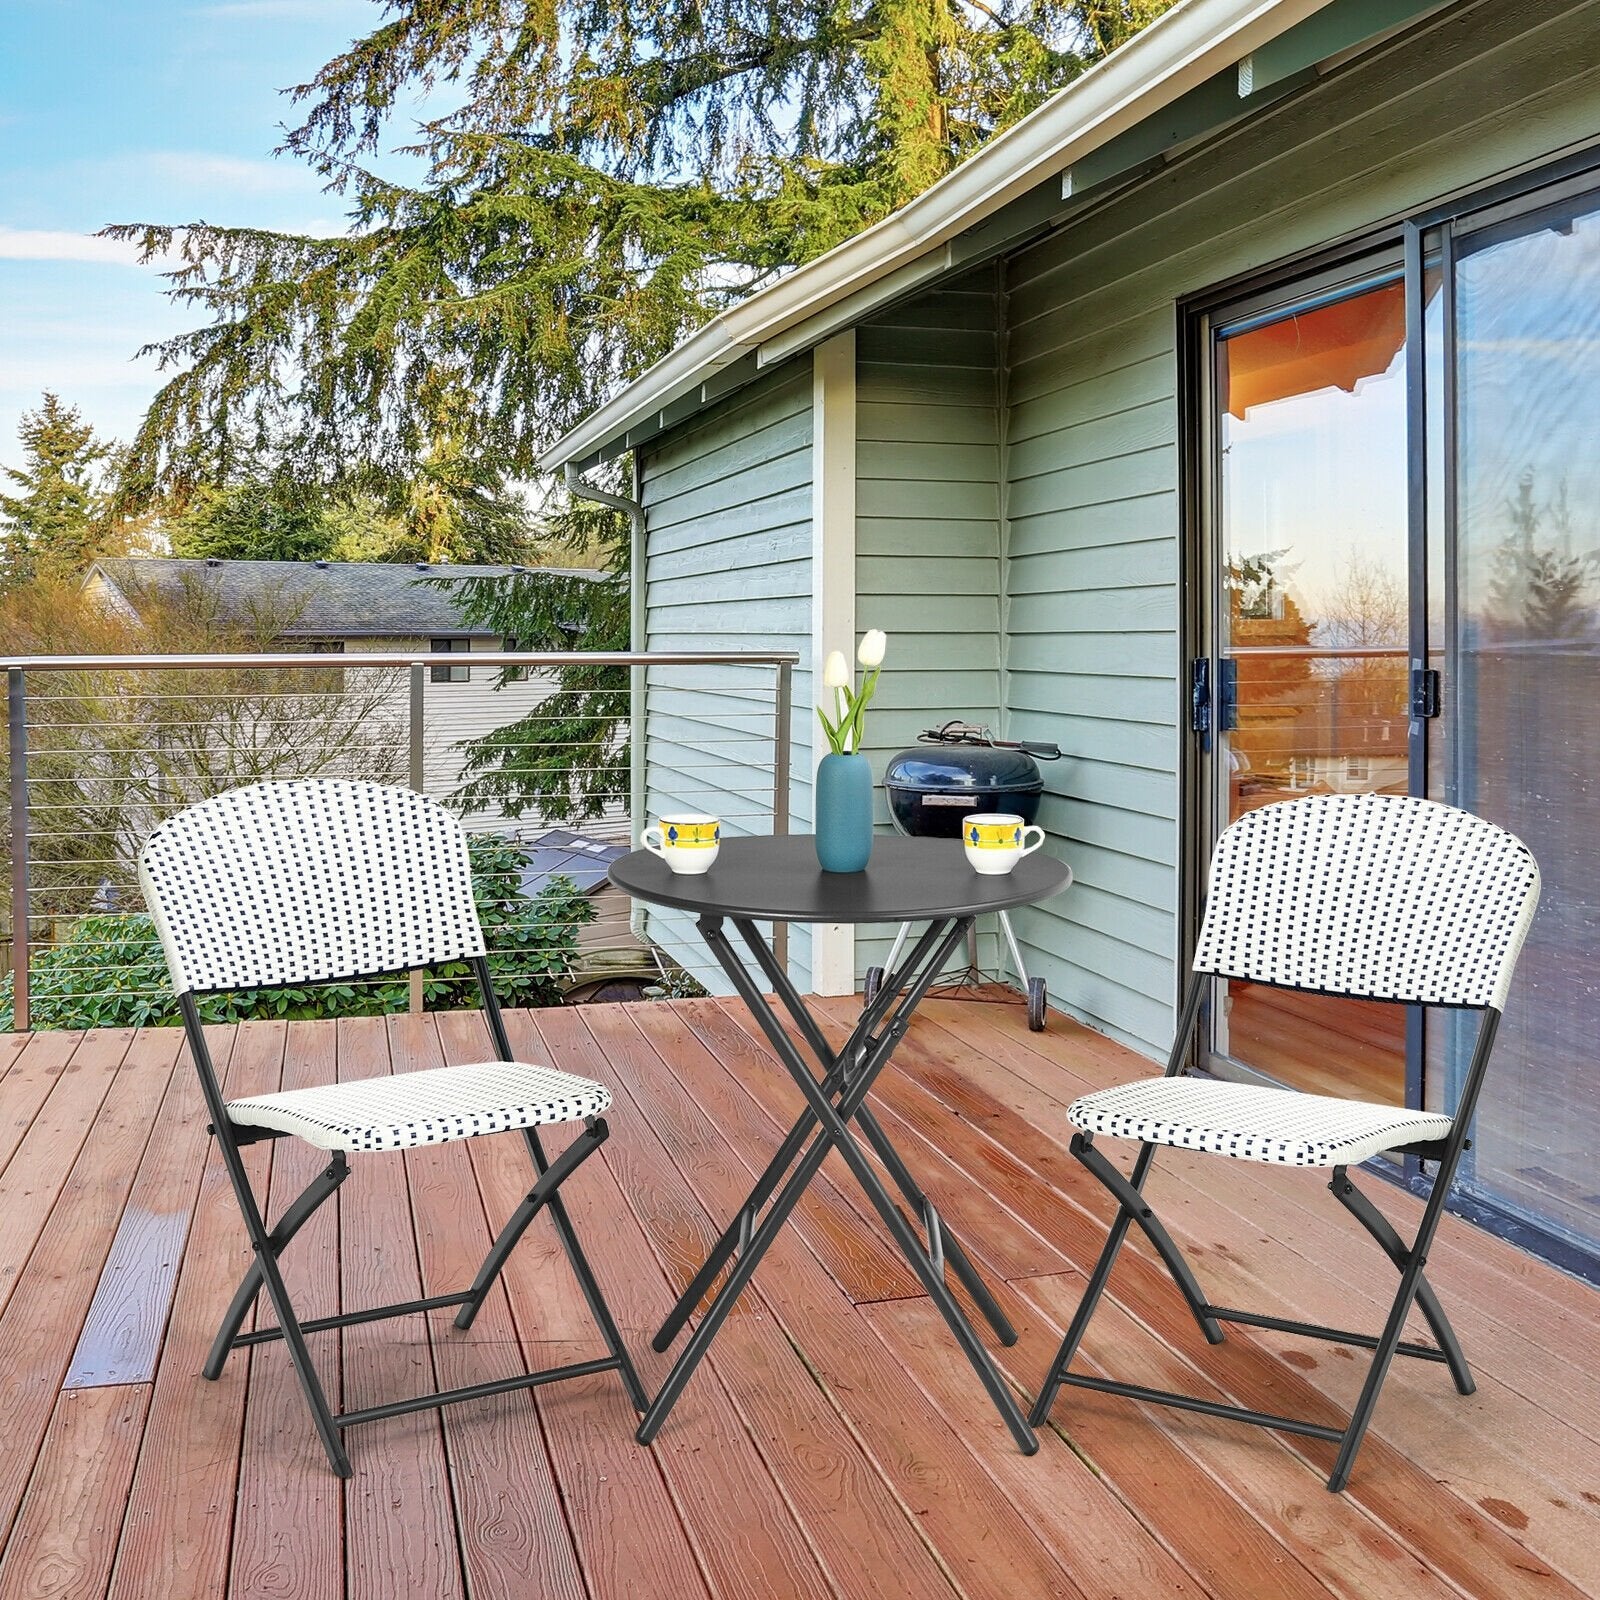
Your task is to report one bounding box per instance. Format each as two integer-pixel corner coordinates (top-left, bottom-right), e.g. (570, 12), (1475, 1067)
(564, 460), (649, 945)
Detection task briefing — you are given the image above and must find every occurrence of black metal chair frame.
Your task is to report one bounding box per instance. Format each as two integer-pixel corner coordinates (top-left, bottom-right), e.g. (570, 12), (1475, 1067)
(1029, 971), (1502, 1492)
(182, 953), (648, 1480)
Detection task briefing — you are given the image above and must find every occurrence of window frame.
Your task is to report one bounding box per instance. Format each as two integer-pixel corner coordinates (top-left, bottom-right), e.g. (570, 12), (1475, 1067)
(429, 637), (471, 684)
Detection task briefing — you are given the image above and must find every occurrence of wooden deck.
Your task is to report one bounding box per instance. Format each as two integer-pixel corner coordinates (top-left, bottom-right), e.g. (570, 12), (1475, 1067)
(0, 993), (1596, 1600)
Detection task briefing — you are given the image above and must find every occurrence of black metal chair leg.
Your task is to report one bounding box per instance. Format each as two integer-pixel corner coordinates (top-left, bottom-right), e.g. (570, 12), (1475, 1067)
(1327, 1158), (1464, 1492)
(1330, 1168), (1473, 1395)
(518, 1127), (650, 1413)
(1072, 1134), (1225, 1344)
(1028, 1152), (1147, 1426)
(207, 1115), (350, 1477)
(454, 1117), (610, 1332)
(204, 1151), (350, 1380)
(252, 1234), (353, 1478)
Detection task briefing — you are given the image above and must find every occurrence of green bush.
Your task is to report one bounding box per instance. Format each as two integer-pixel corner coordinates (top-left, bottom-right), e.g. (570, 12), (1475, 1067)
(0, 836), (595, 1031)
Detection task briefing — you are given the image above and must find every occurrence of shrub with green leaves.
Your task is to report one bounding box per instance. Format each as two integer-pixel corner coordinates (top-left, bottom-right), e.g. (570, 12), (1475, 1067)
(0, 835), (595, 1031)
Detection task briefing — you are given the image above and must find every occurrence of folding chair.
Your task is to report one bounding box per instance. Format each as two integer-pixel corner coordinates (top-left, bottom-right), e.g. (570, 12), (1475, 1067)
(1029, 792), (1539, 1491)
(139, 778), (648, 1479)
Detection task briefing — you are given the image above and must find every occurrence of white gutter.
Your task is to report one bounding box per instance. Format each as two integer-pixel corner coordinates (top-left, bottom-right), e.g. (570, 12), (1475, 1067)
(538, 0), (1337, 473)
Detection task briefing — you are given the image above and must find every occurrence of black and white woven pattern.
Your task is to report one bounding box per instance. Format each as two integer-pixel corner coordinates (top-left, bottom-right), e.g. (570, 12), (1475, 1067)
(138, 779), (487, 995)
(1191, 793), (1539, 1009)
(225, 1061), (612, 1152)
(1068, 1077), (1454, 1167)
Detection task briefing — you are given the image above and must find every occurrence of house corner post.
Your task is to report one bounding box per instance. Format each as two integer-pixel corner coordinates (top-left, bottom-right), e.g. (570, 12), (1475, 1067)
(811, 331), (858, 996)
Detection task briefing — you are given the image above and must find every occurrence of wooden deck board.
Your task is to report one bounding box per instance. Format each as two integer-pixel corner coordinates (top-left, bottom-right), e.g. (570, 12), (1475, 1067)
(0, 996), (1595, 1600)
(230, 1018), (344, 1600)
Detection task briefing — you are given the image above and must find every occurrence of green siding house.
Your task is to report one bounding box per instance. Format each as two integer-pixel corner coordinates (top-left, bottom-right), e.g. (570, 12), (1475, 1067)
(543, 0), (1600, 1280)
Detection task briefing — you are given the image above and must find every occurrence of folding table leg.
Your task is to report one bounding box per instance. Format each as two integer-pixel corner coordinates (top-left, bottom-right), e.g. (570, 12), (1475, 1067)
(732, 915), (1018, 1345)
(851, 1104), (1018, 1345)
(637, 917), (982, 1446)
(651, 919), (951, 1353)
(709, 916), (1039, 1454)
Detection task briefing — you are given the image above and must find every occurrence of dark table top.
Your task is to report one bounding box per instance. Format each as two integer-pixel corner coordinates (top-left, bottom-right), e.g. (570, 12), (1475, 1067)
(608, 835), (1072, 924)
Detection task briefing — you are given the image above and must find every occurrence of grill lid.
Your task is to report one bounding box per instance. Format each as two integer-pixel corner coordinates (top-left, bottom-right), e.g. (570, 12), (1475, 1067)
(884, 745), (1044, 796)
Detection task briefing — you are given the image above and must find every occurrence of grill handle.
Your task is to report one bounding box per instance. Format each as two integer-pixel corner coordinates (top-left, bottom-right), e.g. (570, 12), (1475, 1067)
(917, 721), (1061, 760)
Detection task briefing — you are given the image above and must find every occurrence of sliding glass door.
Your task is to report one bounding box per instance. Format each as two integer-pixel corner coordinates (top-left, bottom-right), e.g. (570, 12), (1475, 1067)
(1195, 158), (1600, 1275)
(1431, 180), (1600, 1265)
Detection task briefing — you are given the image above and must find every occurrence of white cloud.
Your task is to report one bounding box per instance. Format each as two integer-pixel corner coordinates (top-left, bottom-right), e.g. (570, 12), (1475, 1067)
(141, 150), (317, 195)
(0, 227), (180, 268)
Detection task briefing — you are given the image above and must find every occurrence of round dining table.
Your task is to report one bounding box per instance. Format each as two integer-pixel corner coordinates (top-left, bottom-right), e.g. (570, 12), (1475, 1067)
(610, 834), (1073, 1453)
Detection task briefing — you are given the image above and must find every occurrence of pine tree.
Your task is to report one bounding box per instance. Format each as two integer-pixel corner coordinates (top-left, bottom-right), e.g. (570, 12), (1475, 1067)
(432, 502), (632, 823)
(104, 0), (1177, 492)
(0, 394), (112, 586)
(101, 0), (1176, 821)
(1486, 471), (1597, 640)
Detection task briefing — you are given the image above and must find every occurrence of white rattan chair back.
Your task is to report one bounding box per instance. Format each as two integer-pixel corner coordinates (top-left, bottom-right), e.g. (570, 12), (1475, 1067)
(139, 779), (486, 996)
(1192, 793), (1538, 1010)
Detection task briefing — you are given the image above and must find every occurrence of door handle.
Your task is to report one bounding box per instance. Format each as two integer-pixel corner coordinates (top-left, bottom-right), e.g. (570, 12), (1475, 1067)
(1189, 658), (1212, 750)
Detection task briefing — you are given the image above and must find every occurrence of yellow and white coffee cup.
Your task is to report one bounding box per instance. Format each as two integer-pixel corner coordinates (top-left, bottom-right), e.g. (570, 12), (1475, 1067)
(642, 814), (721, 875)
(963, 813), (1046, 876)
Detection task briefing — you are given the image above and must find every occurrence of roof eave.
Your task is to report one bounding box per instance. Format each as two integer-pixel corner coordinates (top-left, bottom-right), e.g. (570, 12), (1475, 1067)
(538, 0), (1339, 474)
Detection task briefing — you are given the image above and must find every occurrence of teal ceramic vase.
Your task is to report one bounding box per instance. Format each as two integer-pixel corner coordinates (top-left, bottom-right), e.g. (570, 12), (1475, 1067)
(815, 751), (874, 873)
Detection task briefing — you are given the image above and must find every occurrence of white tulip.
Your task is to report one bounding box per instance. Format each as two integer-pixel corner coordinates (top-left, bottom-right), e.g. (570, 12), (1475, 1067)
(857, 628), (887, 668)
(822, 650), (850, 688)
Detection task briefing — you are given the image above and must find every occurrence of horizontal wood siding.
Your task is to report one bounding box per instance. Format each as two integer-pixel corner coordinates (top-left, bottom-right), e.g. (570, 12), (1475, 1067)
(856, 270), (1004, 976)
(1000, 0), (1600, 1056)
(640, 363), (815, 991)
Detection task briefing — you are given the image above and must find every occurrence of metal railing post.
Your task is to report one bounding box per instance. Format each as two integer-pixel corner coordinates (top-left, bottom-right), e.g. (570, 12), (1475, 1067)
(408, 661), (425, 1016)
(771, 659), (793, 974)
(8, 668), (28, 1032)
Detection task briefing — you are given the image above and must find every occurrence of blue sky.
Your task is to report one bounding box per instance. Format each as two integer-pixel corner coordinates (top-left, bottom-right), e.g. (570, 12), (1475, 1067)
(0, 0), (422, 466)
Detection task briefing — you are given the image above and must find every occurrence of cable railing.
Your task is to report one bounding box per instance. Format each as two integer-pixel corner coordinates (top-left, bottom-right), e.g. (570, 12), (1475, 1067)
(3, 649), (796, 1032)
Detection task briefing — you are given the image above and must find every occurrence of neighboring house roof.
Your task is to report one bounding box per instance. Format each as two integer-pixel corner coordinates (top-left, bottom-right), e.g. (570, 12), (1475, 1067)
(541, 0), (1439, 473)
(518, 828), (629, 897)
(85, 557), (598, 639)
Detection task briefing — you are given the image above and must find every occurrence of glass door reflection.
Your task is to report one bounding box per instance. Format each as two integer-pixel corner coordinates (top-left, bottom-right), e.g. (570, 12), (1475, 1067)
(1210, 273), (1412, 1101)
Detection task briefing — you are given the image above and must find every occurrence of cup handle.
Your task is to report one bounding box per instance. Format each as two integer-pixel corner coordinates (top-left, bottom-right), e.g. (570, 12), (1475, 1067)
(1019, 825), (1046, 858)
(642, 825), (666, 858)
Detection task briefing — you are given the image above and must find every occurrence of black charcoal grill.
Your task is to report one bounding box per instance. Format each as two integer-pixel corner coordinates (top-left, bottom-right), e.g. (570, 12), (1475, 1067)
(870, 722), (1061, 1030)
